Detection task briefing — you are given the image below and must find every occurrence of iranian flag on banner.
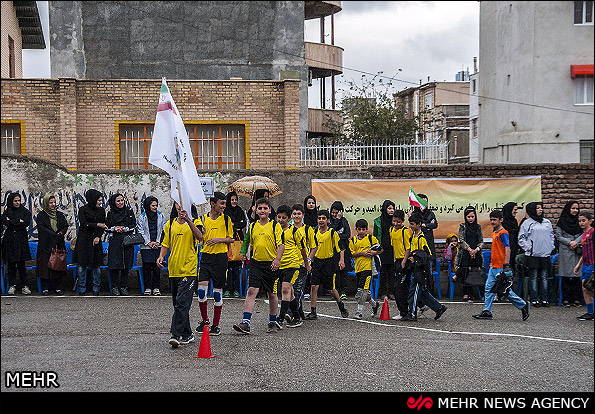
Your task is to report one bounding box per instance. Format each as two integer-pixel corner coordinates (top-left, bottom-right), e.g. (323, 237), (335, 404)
(149, 78), (206, 209)
(409, 187), (428, 211)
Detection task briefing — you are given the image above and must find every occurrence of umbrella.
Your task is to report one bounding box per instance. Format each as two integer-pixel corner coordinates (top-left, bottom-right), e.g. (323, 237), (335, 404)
(226, 176), (282, 198)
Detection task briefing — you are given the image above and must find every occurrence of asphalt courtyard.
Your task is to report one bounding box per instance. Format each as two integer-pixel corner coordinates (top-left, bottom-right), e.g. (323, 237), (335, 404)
(1, 293), (593, 393)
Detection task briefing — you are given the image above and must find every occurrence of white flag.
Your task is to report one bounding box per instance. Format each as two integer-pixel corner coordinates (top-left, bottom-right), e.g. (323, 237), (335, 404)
(149, 78), (207, 209)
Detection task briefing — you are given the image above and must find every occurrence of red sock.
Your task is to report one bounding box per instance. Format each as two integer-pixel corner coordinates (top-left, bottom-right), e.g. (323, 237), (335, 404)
(199, 301), (209, 322)
(213, 304), (222, 327)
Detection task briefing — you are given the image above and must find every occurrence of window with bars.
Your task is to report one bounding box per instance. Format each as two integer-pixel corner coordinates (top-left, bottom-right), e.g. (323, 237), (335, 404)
(1, 123), (22, 154)
(118, 123), (246, 170)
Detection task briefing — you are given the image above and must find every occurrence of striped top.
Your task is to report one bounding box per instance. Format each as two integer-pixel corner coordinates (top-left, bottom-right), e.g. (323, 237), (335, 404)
(581, 227), (594, 266)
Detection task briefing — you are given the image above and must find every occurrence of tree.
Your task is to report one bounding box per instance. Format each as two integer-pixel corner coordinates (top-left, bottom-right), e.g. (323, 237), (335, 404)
(323, 72), (420, 146)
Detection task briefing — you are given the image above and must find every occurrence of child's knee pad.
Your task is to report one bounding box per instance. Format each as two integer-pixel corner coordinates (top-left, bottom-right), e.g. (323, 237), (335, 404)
(197, 288), (207, 302)
(213, 288), (223, 306)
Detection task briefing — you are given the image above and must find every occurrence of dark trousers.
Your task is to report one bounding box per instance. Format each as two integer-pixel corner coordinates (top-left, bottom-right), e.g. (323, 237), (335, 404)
(169, 276), (196, 339)
(143, 262), (161, 290)
(408, 277), (441, 317)
(379, 261), (396, 298)
(561, 277), (582, 304)
(226, 261), (242, 294)
(111, 269), (129, 289)
(7, 261), (27, 288)
(394, 260), (411, 317)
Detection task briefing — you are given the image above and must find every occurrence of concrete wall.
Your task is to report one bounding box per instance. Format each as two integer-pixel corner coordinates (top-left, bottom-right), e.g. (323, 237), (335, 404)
(478, 1), (594, 164)
(1, 0), (23, 78)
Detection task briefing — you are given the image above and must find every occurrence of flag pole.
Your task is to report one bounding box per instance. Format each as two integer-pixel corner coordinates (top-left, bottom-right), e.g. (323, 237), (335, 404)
(174, 134), (184, 211)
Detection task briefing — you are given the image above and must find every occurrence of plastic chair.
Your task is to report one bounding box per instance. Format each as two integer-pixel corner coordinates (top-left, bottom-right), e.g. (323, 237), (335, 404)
(25, 242), (42, 293)
(102, 242), (111, 291)
(65, 240), (78, 285)
(0, 263), (5, 294)
(446, 259), (456, 300)
(131, 245), (144, 294)
(433, 258), (441, 299)
(551, 254), (562, 306)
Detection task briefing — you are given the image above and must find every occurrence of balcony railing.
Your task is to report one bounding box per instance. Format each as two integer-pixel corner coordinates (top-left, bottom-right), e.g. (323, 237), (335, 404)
(300, 141), (449, 167)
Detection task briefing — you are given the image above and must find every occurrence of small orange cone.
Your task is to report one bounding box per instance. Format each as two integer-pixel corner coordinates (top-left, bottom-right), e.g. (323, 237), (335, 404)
(193, 325), (215, 358)
(379, 298), (390, 320)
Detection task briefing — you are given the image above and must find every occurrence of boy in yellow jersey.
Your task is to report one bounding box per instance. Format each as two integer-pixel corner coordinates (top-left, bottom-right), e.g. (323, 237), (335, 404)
(289, 204), (317, 320)
(390, 209), (412, 320)
(349, 219), (382, 319)
(157, 202), (203, 348)
(275, 205), (310, 328)
(233, 198), (285, 334)
(402, 212), (447, 322)
(306, 209), (349, 320)
(195, 192), (235, 336)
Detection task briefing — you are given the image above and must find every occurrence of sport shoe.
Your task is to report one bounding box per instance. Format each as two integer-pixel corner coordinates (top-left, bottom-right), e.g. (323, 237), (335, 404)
(209, 325), (221, 336)
(577, 313), (594, 321)
(111, 288), (120, 296)
(418, 305), (429, 316)
(401, 315), (418, 322)
(179, 335), (195, 345)
(372, 301), (380, 317)
(434, 305), (448, 320)
(7, 285), (16, 295)
(305, 312), (317, 320)
(233, 322), (251, 334)
(196, 320), (210, 333)
(472, 310), (493, 320)
(266, 321), (278, 333)
(353, 312), (363, 320)
(340, 307), (349, 318)
(392, 315), (403, 320)
(144, 288), (151, 295)
(119, 287), (129, 296)
(22, 286), (31, 295)
(152, 289), (161, 296)
(287, 318), (303, 328)
(521, 303), (530, 321)
(541, 301), (549, 308)
(168, 336), (180, 348)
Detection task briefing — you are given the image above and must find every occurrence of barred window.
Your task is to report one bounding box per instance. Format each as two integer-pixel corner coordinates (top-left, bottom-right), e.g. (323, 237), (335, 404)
(118, 123), (246, 170)
(1, 123), (22, 154)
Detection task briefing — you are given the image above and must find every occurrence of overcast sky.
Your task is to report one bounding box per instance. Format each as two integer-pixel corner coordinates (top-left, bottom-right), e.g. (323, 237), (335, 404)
(23, 1), (479, 100)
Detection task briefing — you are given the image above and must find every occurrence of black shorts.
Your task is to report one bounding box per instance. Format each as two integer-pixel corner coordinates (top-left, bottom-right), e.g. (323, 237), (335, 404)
(310, 255), (338, 290)
(279, 267), (301, 284)
(356, 270), (373, 290)
(248, 260), (279, 293)
(198, 252), (228, 289)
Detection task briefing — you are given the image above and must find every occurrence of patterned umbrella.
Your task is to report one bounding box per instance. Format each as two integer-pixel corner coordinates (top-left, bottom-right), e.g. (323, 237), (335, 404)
(226, 176), (282, 198)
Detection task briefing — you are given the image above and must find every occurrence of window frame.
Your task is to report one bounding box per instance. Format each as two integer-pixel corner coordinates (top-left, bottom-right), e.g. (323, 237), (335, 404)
(1, 120), (26, 155)
(574, 75), (594, 105)
(574, 1), (594, 25)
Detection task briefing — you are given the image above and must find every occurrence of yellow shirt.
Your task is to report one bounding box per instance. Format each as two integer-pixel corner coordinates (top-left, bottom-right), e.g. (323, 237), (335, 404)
(409, 231), (430, 255)
(295, 224), (317, 255)
(199, 213), (234, 255)
(349, 234), (380, 273)
(161, 218), (201, 278)
(390, 226), (411, 260)
(314, 227), (340, 260)
(280, 226), (306, 269)
(249, 220), (284, 262)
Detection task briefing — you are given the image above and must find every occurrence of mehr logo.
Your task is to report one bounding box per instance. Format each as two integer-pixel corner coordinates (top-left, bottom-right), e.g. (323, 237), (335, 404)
(5, 371), (59, 389)
(407, 395), (433, 410)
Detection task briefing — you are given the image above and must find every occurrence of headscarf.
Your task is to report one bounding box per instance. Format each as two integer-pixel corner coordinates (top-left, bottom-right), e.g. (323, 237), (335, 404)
(525, 202), (544, 223)
(557, 200), (581, 235)
(108, 193), (129, 224)
(463, 206), (481, 232)
(303, 195), (318, 228)
(143, 196), (158, 224)
(502, 202), (519, 233)
(224, 191), (246, 224)
(169, 202), (179, 221)
(4, 192), (29, 224)
(85, 189), (103, 210)
(330, 201), (344, 213)
(379, 200), (395, 249)
(42, 194), (58, 231)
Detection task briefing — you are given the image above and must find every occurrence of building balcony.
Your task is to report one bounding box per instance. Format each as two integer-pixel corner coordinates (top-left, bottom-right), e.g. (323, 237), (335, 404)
(305, 41), (343, 78)
(305, 1), (342, 20)
(308, 108), (342, 134)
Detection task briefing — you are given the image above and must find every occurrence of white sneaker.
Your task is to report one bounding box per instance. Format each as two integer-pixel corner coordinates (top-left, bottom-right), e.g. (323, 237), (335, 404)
(22, 286), (31, 295)
(152, 289), (161, 296)
(392, 315), (403, 320)
(144, 288), (152, 295)
(8, 285), (16, 295)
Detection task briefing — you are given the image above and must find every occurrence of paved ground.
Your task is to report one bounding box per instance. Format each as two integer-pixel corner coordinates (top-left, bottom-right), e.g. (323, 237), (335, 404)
(1, 293), (593, 392)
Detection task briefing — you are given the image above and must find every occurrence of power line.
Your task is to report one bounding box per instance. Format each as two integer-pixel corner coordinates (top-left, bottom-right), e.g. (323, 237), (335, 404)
(113, 1), (593, 117)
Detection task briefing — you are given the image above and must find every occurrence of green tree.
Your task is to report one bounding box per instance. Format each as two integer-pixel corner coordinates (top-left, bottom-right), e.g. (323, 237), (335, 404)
(323, 72), (420, 146)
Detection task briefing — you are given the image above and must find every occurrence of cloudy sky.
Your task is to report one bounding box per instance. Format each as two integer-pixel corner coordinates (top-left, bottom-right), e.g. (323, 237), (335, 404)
(23, 1), (479, 99)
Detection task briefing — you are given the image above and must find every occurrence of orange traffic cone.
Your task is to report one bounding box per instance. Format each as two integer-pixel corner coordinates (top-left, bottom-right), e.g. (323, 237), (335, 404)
(193, 325), (215, 358)
(379, 298), (390, 320)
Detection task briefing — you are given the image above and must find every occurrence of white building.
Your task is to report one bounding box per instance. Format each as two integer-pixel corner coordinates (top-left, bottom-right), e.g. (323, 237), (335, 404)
(478, 1), (594, 164)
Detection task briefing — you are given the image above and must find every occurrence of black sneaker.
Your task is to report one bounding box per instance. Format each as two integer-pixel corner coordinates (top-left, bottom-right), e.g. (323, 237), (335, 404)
(577, 313), (594, 321)
(233, 322), (251, 334)
(305, 312), (317, 320)
(401, 315), (418, 322)
(434, 305), (448, 320)
(168, 336), (180, 348)
(521, 303), (530, 321)
(372, 301), (380, 317)
(287, 318), (303, 328)
(209, 325), (221, 336)
(472, 310), (493, 320)
(340, 308), (349, 318)
(266, 321), (278, 333)
(196, 320), (210, 333)
(179, 335), (195, 345)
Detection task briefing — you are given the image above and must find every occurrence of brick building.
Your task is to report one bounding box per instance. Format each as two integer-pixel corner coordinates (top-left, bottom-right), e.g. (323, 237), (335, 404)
(0, 77), (300, 170)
